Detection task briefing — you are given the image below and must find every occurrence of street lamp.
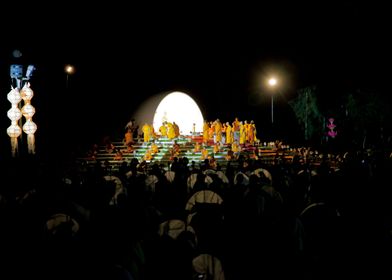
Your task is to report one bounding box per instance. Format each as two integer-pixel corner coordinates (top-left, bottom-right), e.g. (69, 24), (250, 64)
(268, 77), (277, 124)
(65, 64), (75, 88)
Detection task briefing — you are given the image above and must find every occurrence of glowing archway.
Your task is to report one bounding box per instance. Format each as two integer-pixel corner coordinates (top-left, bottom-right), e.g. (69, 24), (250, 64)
(153, 92), (204, 135)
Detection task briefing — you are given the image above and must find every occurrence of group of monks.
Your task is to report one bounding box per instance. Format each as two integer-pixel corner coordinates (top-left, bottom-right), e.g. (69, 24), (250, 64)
(121, 117), (259, 162)
(202, 118), (258, 146)
(136, 118), (258, 145)
(141, 121), (180, 143)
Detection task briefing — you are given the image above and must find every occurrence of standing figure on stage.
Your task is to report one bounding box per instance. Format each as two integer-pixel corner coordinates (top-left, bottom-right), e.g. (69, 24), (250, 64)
(214, 119), (223, 144)
(244, 120), (251, 143)
(142, 123), (152, 143)
(251, 120), (258, 145)
(167, 122), (176, 140)
(203, 120), (209, 144)
(125, 118), (139, 140)
(247, 120), (255, 146)
(124, 128), (133, 146)
(221, 122), (227, 145)
(232, 117), (240, 144)
(173, 121), (180, 138)
(239, 121), (246, 146)
(226, 122), (233, 145)
(159, 122), (168, 138)
(149, 124), (157, 140)
(209, 121), (215, 143)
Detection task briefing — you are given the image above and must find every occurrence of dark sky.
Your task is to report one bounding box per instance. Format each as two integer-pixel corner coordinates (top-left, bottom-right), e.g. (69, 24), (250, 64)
(1, 2), (391, 156)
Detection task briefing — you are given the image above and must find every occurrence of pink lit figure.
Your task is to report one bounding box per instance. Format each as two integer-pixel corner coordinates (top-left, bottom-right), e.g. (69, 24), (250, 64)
(327, 118), (337, 138)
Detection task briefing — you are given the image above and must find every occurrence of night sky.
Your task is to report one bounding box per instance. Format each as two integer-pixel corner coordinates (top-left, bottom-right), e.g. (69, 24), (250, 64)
(1, 2), (391, 158)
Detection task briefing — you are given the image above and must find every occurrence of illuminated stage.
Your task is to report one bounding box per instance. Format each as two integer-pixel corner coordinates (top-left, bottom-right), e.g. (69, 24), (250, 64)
(133, 91), (204, 136)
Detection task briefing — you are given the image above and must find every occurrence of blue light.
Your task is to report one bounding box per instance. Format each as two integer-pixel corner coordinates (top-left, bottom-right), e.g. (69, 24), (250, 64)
(10, 64), (23, 79)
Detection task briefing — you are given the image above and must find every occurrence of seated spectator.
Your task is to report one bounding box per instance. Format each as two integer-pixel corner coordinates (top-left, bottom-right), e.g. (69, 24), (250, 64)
(170, 141), (181, 160)
(225, 148), (234, 161)
(144, 149), (153, 161)
(151, 142), (159, 154)
(114, 150), (123, 161)
(194, 141), (201, 153)
(105, 142), (116, 154)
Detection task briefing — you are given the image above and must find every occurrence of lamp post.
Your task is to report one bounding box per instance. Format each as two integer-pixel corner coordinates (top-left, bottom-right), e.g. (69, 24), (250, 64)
(65, 64), (75, 89)
(268, 77), (277, 124)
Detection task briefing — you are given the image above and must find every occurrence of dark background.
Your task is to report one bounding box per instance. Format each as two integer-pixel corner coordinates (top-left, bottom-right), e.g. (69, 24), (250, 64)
(1, 2), (391, 160)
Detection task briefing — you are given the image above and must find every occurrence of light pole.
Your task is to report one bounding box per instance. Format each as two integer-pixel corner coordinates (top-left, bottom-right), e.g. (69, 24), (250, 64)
(268, 77), (277, 124)
(65, 64), (75, 89)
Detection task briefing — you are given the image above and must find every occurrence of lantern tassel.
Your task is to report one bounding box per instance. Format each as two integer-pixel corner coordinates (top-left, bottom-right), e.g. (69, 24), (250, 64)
(27, 134), (35, 154)
(10, 137), (18, 157)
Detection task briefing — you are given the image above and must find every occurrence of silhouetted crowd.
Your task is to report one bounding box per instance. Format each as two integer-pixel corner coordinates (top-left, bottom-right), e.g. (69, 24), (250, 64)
(1, 146), (392, 280)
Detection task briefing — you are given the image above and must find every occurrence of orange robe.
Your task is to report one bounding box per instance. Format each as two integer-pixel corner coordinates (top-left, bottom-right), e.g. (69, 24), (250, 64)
(159, 124), (167, 137)
(240, 123), (246, 145)
(226, 124), (233, 145)
(214, 121), (222, 143)
(142, 124), (152, 143)
(167, 122), (176, 139)
(203, 121), (209, 144)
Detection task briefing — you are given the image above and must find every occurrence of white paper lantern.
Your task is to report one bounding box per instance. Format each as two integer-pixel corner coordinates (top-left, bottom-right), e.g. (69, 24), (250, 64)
(23, 120), (37, 154)
(7, 88), (22, 105)
(21, 103), (35, 118)
(21, 83), (37, 155)
(7, 87), (22, 157)
(23, 119), (37, 135)
(7, 107), (22, 122)
(7, 123), (22, 138)
(21, 83), (34, 101)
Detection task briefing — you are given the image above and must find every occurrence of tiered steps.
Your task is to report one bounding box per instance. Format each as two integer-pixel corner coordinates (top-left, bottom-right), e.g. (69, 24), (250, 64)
(80, 136), (295, 172)
(81, 136), (230, 171)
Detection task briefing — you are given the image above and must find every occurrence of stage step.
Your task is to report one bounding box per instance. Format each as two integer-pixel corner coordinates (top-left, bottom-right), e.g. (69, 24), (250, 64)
(78, 136), (294, 173)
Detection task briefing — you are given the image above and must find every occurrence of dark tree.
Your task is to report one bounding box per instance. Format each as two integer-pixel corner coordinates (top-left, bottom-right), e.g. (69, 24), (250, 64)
(288, 86), (323, 143)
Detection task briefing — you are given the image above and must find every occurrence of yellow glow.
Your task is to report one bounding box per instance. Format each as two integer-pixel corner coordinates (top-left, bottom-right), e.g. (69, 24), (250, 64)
(153, 91), (204, 135)
(65, 65), (75, 74)
(268, 78), (277, 86)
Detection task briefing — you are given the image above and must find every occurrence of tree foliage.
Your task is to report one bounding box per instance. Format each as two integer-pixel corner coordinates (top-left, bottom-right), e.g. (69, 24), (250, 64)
(288, 86), (323, 141)
(346, 90), (388, 128)
(344, 90), (391, 147)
